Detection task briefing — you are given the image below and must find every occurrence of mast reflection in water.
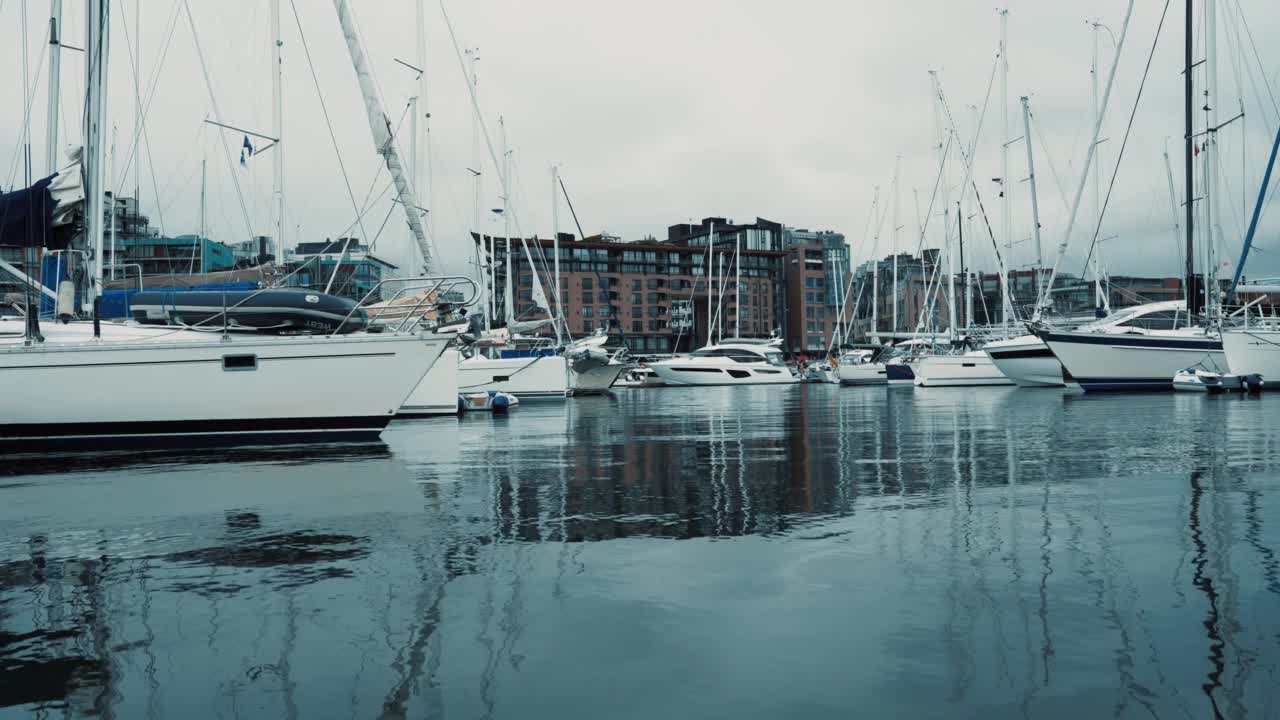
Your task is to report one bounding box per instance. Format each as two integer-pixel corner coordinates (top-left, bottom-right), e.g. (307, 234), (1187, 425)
(2, 385), (1280, 718)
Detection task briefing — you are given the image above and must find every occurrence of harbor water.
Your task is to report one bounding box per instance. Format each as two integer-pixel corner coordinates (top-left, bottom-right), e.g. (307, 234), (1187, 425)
(3, 384), (1280, 718)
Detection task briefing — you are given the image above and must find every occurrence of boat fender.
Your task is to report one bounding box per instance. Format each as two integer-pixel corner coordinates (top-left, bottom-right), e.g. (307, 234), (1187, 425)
(492, 392), (512, 413)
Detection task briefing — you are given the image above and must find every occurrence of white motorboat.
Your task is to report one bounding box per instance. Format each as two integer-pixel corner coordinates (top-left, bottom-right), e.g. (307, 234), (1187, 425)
(1033, 301), (1223, 392)
(805, 362), (840, 384)
(913, 349), (1014, 387)
(0, 317), (449, 446)
(649, 339), (798, 386)
(982, 334), (1064, 388)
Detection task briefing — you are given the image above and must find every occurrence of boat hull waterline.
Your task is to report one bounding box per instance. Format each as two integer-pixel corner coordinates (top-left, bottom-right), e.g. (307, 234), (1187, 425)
(1039, 331), (1224, 392)
(0, 332), (450, 446)
(913, 352), (1014, 387)
(983, 335), (1065, 388)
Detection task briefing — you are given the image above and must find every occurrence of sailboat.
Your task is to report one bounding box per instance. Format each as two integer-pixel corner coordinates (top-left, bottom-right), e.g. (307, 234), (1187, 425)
(0, 1), (452, 446)
(1032, 1), (1228, 392)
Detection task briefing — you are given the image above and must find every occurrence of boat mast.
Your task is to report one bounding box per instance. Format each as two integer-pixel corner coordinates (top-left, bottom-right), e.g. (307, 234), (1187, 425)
(46, 0), (62, 175)
(332, 0), (436, 274)
(466, 49), (489, 329)
(200, 156), (207, 254)
(551, 164), (564, 342)
(870, 186), (880, 341)
(705, 221), (715, 346)
(932, 71), (957, 346)
(999, 8), (1012, 332)
(1183, 0), (1196, 314)
(109, 126), (116, 280)
(271, 0), (286, 273)
(958, 200), (968, 333)
(892, 156), (901, 336)
(85, 0), (110, 326)
(1020, 97), (1044, 303)
(501, 119), (513, 327)
(735, 230), (740, 338)
(1034, 0), (1134, 320)
(1204, 0), (1219, 320)
(1089, 20), (1104, 317)
(415, 0), (433, 253)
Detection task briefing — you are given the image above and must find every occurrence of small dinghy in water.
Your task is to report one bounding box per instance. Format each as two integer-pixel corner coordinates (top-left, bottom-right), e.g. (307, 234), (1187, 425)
(129, 289), (367, 334)
(457, 390), (520, 413)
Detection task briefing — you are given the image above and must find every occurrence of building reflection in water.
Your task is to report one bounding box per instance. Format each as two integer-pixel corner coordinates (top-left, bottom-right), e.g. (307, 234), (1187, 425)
(2, 387), (1280, 717)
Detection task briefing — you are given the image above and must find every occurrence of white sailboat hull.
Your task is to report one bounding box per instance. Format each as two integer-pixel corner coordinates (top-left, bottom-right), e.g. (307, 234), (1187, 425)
(983, 335), (1064, 388)
(913, 352), (1014, 387)
(837, 363), (888, 386)
(1222, 328), (1280, 387)
(569, 362), (626, 394)
(456, 354), (568, 399)
(399, 348), (461, 416)
(1039, 329), (1223, 391)
(0, 329), (448, 445)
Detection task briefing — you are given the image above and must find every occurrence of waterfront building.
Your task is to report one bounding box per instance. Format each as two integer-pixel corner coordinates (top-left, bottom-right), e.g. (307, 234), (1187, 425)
(477, 217), (853, 354)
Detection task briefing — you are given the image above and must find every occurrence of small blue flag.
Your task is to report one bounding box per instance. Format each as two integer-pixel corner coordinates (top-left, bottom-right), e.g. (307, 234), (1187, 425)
(239, 135), (254, 166)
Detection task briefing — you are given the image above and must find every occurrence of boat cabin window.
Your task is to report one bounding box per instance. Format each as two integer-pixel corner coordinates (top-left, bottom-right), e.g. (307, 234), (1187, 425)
(724, 349), (765, 363)
(764, 352), (787, 367)
(1115, 310), (1180, 331)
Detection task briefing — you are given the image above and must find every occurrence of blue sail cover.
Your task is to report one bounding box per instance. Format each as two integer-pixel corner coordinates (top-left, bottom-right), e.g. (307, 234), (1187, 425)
(0, 174), (64, 250)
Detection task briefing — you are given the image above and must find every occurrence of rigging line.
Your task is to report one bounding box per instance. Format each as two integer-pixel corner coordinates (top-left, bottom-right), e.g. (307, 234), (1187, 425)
(1231, 0), (1280, 123)
(1077, 0), (1172, 286)
(1029, 109), (1074, 215)
(5, 9), (49, 188)
(330, 202), (397, 298)
(112, 0), (181, 189)
(287, 0), (374, 268)
(182, 0), (256, 242)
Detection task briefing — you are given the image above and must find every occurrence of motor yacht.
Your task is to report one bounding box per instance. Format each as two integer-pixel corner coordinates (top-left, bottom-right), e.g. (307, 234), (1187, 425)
(649, 339), (798, 386)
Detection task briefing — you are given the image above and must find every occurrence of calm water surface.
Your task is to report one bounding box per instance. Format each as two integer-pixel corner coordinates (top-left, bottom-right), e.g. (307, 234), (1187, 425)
(3, 385), (1280, 718)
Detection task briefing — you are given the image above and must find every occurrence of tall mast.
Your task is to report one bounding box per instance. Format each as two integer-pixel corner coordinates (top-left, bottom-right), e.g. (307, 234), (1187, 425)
(466, 49), (488, 329)
(1183, 0), (1196, 313)
(271, 0), (286, 271)
(1162, 143), (1182, 273)
(1089, 20), (1106, 317)
(735, 231), (740, 338)
(333, 0), (436, 274)
(870, 186), (880, 340)
(45, 0), (63, 175)
(717, 252), (725, 342)
(415, 0), (433, 251)
(200, 156), (207, 252)
(109, 126), (116, 280)
(931, 71), (956, 344)
(550, 164), (564, 343)
(501, 119), (513, 326)
(85, 0), (111, 314)
(891, 156), (901, 335)
(705, 222), (715, 346)
(1034, 0), (1135, 319)
(998, 8), (1012, 331)
(959, 201), (969, 331)
(1020, 97), (1044, 302)
(1204, 0), (1218, 319)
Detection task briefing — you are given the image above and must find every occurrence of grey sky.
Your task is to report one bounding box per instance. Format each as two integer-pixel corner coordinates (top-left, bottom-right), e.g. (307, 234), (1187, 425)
(3, 0), (1279, 282)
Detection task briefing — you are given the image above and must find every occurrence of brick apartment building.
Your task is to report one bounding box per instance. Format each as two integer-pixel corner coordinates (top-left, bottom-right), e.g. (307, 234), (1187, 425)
(475, 217), (854, 354)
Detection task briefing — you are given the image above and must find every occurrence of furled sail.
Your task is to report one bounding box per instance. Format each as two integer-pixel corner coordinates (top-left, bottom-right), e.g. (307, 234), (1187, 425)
(332, 0), (437, 276)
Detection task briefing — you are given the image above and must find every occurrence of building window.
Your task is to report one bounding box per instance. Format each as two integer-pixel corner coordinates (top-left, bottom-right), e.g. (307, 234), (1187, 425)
(816, 277), (824, 288)
(519, 274), (532, 286)
(806, 307), (814, 318)
(647, 306), (660, 318)
(583, 306), (594, 318)
(631, 307), (642, 318)
(582, 292), (593, 305)
(647, 279), (663, 289)
(807, 321), (816, 332)
(647, 292), (659, 304)
(632, 293), (642, 305)
(806, 291), (814, 303)
(632, 320), (643, 332)
(632, 279), (642, 290)
(582, 277), (593, 290)
(805, 277), (814, 288)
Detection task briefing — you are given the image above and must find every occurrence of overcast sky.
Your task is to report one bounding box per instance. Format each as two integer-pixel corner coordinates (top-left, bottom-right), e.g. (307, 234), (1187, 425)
(2, 0), (1279, 282)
